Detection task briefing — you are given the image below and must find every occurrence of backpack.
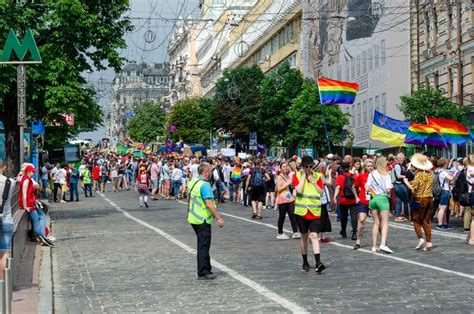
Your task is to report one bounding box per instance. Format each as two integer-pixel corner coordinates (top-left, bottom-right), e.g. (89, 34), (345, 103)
(343, 174), (356, 199)
(452, 169), (467, 201)
(432, 171), (445, 199)
(0, 176), (12, 215)
(250, 168), (265, 187)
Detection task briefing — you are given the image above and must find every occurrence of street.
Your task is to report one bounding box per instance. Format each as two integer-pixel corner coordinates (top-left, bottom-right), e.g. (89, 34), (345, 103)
(49, 191), (474, 313)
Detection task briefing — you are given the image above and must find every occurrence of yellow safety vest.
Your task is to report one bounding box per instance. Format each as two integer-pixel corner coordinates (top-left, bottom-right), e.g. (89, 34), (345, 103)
(294, 172), (321, 217)
(187, 178), (214, 225)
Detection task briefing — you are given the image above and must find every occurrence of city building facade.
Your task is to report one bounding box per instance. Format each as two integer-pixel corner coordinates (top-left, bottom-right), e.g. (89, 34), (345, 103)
(301, 0), (411, 148)
(107, 62), (170, 145)
(410, 0), (474, 108)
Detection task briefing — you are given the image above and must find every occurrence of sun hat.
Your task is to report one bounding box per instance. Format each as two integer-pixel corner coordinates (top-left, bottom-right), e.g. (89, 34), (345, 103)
(410, 153), (433, 171)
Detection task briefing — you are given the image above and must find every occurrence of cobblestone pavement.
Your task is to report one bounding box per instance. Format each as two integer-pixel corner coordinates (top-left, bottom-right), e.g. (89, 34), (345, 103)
(49, 190), (474, 313)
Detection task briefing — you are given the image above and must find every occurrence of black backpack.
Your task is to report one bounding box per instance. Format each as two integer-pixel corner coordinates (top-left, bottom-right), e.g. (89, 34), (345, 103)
(343, 174), (356, 199)
(250, 168), (265, 188)
(452, 169), (468, 201)
(0, 177), (12, 215)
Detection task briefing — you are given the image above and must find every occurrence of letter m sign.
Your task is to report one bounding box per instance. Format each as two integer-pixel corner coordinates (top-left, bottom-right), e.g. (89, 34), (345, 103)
(0, 28), (42, 64)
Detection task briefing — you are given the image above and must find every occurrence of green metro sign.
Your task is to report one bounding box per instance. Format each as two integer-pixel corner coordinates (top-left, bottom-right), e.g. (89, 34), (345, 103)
(0, 28), (42, 64)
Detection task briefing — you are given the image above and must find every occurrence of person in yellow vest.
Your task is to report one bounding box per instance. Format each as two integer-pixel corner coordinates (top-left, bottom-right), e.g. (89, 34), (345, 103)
(188, 162), (225, 280)
(293, 156), (326, 273)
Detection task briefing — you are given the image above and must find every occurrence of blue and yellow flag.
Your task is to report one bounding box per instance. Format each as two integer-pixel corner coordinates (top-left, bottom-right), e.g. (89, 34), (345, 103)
(370, 111), (409, 146)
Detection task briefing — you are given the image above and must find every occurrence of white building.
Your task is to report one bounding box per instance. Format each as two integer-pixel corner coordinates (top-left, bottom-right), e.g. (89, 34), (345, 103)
(302, 0), (411, 148)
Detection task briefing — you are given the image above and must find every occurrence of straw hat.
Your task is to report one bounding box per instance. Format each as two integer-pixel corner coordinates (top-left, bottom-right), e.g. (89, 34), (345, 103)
(410, 153), (433, 171)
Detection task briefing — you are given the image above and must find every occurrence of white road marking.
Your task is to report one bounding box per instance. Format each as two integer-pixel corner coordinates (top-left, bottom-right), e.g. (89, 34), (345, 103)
(210, 208), (474, 281)
(104, 196), (309, 313)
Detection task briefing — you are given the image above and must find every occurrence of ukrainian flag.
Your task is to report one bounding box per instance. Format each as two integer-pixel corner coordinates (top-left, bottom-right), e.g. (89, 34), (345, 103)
(370, 111), (410, 146)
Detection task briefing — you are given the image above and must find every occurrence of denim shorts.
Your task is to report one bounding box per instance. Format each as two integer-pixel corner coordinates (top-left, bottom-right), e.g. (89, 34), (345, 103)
(439, 190), (451, 206)
(0, 222), (13, 252)
(151, 179), (159, 189)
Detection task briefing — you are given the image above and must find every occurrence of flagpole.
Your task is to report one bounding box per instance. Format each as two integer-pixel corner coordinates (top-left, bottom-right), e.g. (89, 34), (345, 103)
(319, 102), (332, 153)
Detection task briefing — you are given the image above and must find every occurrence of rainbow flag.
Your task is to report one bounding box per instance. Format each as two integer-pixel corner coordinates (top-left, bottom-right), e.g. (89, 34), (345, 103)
(426, 118), (469, 145)
(404, 124), (448, 147)
(317, 77), (359, 104)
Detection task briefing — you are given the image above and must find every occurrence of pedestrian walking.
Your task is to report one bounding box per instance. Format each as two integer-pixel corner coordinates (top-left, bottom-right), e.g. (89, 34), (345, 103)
(353, 160), (374, 250)
(82, 165), (93, 197)
(293, 156), (325, 273)
(365, 156), (393, 254)
(434, 158), (454, 230)
(333, 162), (358, 240)
(393, 153), (411, 221)
(187, 162), (224, 280)
(246, 159), (270, 219)
(136, 166), (150, 208)
(404, 153), (434, 251)
(69, 163), (79, 202)
(275, 161), (299, 240)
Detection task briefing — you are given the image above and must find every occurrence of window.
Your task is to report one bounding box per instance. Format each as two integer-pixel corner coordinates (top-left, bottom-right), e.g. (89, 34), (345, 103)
(425, 12), (430, 48)
(357, 103), (361, 126)
(345, 62), (350, 81)
(363, 100), (367, 124)
(362, 51), (367, 74)
(351, 58), (355, 79)
(448, 67), (454, 99)
(381, 93), (387, 114)
(356, 55), (360, 77)
(433, 8), (438, 45)
(434, 72), (439, 89)
(351, 105), (355, 125)
(375, 95), (380, 113)
(368, 48), (372, 71)
(381, 40), (386, 65)
(374, 45), (379, 68)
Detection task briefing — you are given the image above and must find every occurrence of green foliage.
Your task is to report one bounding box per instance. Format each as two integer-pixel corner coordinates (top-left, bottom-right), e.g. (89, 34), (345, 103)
(286, 81), (350, 155)
(212, 65), (264, 141)
(167, 97), (213, 144)
(400, 86), (470, 124)
(127, 102), (166, 143)
(0, 1), (132, 173)
(258, 62), (304, 145)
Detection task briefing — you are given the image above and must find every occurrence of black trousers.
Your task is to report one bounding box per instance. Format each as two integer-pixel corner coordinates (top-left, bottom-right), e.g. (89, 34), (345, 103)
(53, 183), (60, 201)
(191, 223), (212, 277)
(277, 202), (298, 234)
(340, 204), (358, 233)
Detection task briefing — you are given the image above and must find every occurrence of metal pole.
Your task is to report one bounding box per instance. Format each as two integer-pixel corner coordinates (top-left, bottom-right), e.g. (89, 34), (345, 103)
(7, 258), (12, 303)
(17, 65), (27, 166)
(0, 280), (4, 314)
(319, 102), (332, 153)
(4, 267), (11, 314)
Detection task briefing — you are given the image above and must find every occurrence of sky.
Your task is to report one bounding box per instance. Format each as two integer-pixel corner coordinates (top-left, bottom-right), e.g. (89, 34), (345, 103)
(76, 0), (198, 142)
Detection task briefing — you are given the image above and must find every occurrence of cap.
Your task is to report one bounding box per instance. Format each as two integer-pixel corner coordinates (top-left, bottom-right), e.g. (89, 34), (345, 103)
(25, 165), (36, 173)
(326, 153), (334, 159)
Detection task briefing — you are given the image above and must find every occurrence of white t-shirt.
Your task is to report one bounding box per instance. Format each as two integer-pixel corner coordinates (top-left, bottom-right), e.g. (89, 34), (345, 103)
(58, 168), (67, 184)
(190, 164), (199, 179)
(223, 164), (233, 183)
(171, 168), (183, 181)
(51, 167), (60, 183)
(366, 170), (392, 196)
(79, 164), (86, 176)
(438, 169), (451, 191)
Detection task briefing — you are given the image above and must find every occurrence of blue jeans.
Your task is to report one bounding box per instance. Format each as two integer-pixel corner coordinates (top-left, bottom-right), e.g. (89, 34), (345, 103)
(227, 182), (234, 202)
(69, 182), (79, 201)
(394, 183), (410, 217)
(28, 209), (46, 237)
(172, 180), (181, 197)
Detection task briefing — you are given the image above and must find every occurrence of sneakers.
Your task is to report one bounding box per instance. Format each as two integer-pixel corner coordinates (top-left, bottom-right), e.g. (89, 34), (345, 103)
(379, 245), (394, 254)
(198, 274), (217, 280)
(351, 231), (357, 241)
(444, 225), (454, 230)
(435, 225), (446, 230)
(144, 202), (149, 208)
(315, 263), (326, 274)
(37, 235), (54, 247)
(395, 217), (407, 222)
(340, 230), (347, 239)
(302, 263), (310, 272)
(292, 232), (301, 239)
(47, 235), (56, 242)
(276, 233), (290, 240)
(251, 213), (257, 219)
(371, 247), (379, 253)
(353, 244), (361, 250)
(320, 237), (332, 243)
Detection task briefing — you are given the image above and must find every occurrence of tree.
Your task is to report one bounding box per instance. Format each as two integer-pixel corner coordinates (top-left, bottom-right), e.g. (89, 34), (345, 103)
(167, 97), (213, 144)
(212, 66), (264, 142)
(400, 86), (470, 124)
(126, 102), (166, 143)
(0, 1), (132, 175)
(285, 81), (350, 156)
(258, 62), (304, 145)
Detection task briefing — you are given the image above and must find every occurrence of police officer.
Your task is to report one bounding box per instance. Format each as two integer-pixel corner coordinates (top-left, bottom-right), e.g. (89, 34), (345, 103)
(294, 156), (326, 273)
(188, 162), (225, 280)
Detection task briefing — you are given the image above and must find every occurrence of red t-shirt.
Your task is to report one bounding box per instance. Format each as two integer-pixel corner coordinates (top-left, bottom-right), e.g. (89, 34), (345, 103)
(92, 166), (100, 180)
(354, 172), (369, 206)
(335, 173), (357, 205)
(292, 173), (324, 220)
